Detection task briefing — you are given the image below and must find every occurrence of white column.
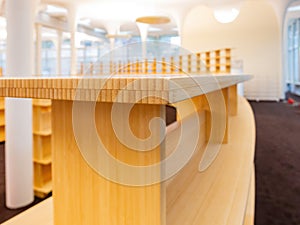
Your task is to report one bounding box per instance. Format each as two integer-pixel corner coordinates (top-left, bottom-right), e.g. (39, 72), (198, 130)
(68, 6), (78, 75)
(169, 5), (193, 46)
(136, 22), (149, 72)
(35, 23), (42, 75)
(5, 0), (34, 209)
(56, 30), (62, 75)
(104, 22), (120, 68)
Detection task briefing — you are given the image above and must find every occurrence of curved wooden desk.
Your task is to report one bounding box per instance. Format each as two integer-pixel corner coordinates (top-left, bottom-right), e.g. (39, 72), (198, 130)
(0, 74), (255, 225)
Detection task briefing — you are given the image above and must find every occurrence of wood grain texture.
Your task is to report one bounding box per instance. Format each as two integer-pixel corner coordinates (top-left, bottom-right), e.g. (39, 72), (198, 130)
(229, 85), (238, 116)
(222, 88), (229, 144)
(32, 99), (53, 198)
(52, 100), (165, 225)
(166, 97), (255, 225)
(2, 96), (255, 225)
(243, 166), (255, 225)
(0, 74), (252, 104)
(0, 97), (4, 142)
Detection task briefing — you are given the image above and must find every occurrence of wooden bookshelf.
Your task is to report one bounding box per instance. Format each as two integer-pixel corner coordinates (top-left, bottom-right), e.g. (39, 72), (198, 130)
(0, 68), (4, 142)
(32, 99), (52, 198)
(79, 48), (232, 76)
(0, 98), (4, 142)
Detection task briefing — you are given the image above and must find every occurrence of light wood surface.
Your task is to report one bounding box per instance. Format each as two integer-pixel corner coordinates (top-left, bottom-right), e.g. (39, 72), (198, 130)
(0, 73), (253, 224)
(1, 198), (53, 225)
(0, 97), (4, 142)
(80, 48), (232, 75)
(0, 106), (4, 126)
(0, 69), (4, 142)
(229, 85), (238, 116)
(1, 96), (255, 225)
(32, 99), (53, 198)
(166, 97), (255, 225)
(0, 74), (252, 104)
(52, 100), (165, 225)
(243, 166), (255, 225)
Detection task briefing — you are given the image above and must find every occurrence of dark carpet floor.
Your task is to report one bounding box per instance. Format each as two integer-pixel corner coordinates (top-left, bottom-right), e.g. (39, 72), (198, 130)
(251, 99), (300, 225)
(0, 143), (45, 223)
(0, 99), (300, 224)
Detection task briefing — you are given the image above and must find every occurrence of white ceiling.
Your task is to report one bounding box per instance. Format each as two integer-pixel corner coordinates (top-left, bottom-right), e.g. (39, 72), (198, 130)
(0, 0), (296, 38)
(44, 0), (266, 38)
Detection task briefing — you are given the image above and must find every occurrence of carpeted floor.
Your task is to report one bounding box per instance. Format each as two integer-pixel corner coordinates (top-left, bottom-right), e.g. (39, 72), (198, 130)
(250, 100), (300, 225)
(0, 99), (300, 224)
(0, 143), (45, 223)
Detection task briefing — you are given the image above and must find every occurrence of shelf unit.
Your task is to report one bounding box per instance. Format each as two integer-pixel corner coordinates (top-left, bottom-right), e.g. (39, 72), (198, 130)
(0, 68), (4, 142)
(0, 97), (5, 142)
(78, 48), (232, 75)
(32, 99), (52, 198)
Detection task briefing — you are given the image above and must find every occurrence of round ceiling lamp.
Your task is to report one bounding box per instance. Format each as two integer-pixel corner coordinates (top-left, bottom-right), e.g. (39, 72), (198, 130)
(105, 33), (132, 39)
(213, 7), (240, 23)
(212, 1), (241, 24)
(136, 16), (170, 25)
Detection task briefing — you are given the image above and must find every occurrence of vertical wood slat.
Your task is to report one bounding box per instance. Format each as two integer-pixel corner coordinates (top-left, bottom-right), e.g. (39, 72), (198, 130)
(52, 100), (166, 225)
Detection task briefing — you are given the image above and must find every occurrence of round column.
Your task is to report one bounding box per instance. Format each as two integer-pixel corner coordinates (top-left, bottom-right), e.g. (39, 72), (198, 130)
(5, 0), (34, 209)
(56, 30), (62, 75)
(68, 6), (78, 75)
(35, 23), (42, 75)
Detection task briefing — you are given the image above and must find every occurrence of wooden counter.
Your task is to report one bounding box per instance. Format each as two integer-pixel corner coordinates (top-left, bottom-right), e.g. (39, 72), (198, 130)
(0, 74), (251, 103)
(0, 74), (254, 225)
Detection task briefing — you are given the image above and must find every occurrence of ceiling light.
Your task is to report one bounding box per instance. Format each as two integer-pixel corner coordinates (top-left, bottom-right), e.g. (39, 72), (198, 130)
(136, 16), (170, 25)
(214, 6), (240, 24)
(105, 33), (131, 39)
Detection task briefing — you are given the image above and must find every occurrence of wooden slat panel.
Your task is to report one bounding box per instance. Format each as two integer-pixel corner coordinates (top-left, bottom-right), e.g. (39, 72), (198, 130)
(52, 100), (165, 225)
(0, 75), (252, 104)
(166, 97), (255, 225)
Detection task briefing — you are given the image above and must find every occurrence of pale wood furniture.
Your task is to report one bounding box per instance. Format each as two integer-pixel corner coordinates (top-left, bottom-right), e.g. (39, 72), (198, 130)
(32, 99), (52, 198)
(0, 68), (4, 142)
(1, 96), (255, 225)
(0, 74), (254, 225)
(0, 97), (4, 142)
(79, 48), (232, 75)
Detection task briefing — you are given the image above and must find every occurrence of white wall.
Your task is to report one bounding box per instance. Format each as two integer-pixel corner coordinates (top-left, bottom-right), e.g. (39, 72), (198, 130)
(182, 0), (282, 100)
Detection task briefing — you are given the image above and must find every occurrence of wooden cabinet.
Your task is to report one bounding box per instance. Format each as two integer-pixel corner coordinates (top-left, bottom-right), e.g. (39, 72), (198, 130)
(32, 99), (52, 198)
